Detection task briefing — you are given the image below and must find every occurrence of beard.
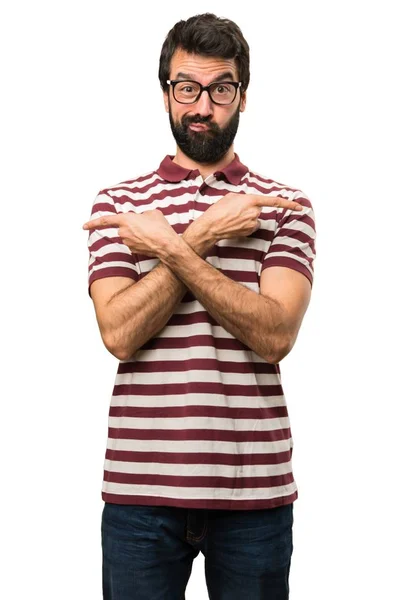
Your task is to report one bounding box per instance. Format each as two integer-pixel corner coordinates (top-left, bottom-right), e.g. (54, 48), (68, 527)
(168, 101), (241, 164)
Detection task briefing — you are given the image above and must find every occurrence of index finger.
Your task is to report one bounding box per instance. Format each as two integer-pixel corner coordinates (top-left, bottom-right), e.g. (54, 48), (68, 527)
(253, 195), (303, 211)
(82, 215), (124, 230)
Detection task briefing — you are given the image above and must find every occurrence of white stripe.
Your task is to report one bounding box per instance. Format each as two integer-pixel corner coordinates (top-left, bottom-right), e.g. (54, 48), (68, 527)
(106, 171), (161, 191)
(114, 368), (281, 385)
(139, 253), (265, 273)
(110, 185), (199, 203)
(108, 415), (290, 431)
(292, 189), (310, 201)
(263, 251), (312, 272)
(88, 240), (132, 258)
(121, 347), (278, 364)
(243, 173), (296, 192)
(154, 324), (241, 340)
(103, 459), (292, 478)
(216, 236), (275, 252)
(102, 480), (297, 501)
(89, 261), (137, 274)
(206, 256), (263, 270)
(110, 393), (286, 409)
(139, 257), (160, 271)
(277, 217), (315, 238)
(92, 193), (114, 207)
(106, 437), (292, 454)
(269, 235), (315, 259)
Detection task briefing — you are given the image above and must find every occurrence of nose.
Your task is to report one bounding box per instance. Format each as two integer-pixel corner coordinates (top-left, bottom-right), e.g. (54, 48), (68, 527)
(193, 89), (213, 117)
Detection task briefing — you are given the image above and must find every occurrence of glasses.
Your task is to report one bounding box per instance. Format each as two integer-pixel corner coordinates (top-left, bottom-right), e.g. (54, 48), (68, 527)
(166, 79), (242, 105)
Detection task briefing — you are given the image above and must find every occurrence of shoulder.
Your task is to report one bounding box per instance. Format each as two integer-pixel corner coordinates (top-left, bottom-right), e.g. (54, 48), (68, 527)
(243, 168), (308, 201)
(94, 168), (164, 212)
(99, 168), (161, 197)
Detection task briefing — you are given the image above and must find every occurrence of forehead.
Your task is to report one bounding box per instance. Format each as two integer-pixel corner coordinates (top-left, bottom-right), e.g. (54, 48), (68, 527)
(170, 48), (238, 81)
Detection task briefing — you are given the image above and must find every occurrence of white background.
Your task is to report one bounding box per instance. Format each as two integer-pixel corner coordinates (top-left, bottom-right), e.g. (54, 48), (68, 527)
(1, 0), (399, 598)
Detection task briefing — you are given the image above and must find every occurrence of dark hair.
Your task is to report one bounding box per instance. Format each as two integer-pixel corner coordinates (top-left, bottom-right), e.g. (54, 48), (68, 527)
(158, 13), (250, 93)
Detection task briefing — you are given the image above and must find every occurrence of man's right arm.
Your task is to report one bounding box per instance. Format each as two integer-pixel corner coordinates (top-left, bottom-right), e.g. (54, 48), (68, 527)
(88, 192), (304, 361)
(90, 223), (215, 361)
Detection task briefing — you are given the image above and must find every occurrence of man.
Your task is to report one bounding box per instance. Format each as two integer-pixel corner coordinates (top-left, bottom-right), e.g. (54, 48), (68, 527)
(84, 12), (316, 600)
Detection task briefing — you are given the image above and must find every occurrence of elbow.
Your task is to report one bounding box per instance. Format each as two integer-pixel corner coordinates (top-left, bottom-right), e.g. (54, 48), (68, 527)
(102, 332), (134, 361)
(110, 346), (133, 361)
(264, 334), (294, 364)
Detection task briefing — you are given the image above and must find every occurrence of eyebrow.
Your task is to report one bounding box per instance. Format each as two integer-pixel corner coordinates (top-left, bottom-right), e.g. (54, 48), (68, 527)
(174, 71), (235, 83)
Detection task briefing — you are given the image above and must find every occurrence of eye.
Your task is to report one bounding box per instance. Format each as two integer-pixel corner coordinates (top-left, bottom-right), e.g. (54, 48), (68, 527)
(212, 83), (234, 96)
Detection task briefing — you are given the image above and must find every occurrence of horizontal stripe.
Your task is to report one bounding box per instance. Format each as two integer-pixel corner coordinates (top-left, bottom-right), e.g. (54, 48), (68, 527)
(117, 357), (278, 374)
(102, 480), (298, 500)
(106, 437), (292, 453)
(119, 347), (277, 363)
(89, 268), (138, 287)
(109, 404), (288, 419)
(110, 393), (286, 409)
(105, 448), (292, 465)
(139, 335), (251, 352)
(108, 416), (290, 432)
(104, 469), (294, 489)
(106, 172), (162, 191)
(113, 382), (283, 397)
(101, 491), (297, 510)
(108, 426), (291, 443)
(114, 369), (281, 386)
(103, 458), (292, 477)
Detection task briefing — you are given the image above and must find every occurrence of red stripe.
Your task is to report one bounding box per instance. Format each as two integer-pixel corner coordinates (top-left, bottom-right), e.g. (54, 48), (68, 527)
(89, 268), (138, 287)
(104, 469), (294, 489)
(113, 382), (283, 397)
(246, 172), (300, 193)
(89, 235), (124, 251)
(91, 201), (115, 214)
(105, 448), (292, 465)
(117, 358), (277, 374)
(112, 185), (199, 208)
(263, 244), (311, 261)
(108, 426), (291, 442)
(109, 404), (288, 419)
(140, 335), (250, 351)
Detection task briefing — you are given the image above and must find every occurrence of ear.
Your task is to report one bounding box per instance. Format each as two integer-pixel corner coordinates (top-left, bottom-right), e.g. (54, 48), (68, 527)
(240, 90), (247, 112)
(163, 90), (169, 113)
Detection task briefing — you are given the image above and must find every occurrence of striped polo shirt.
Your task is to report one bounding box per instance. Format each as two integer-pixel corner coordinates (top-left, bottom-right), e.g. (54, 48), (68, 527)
(87, 152), (316, 510)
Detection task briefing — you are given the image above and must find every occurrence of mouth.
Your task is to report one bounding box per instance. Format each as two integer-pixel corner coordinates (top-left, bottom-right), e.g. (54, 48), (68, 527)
(188, 123), (210, 132)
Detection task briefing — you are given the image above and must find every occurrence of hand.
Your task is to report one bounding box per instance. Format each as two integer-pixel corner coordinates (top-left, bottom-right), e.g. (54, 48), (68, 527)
(82, 209), (178, 257)
(197, 192), (303, 241)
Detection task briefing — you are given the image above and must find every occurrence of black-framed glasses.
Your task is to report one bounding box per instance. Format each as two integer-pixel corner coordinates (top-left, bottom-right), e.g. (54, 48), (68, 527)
(166, 79), (242, 105)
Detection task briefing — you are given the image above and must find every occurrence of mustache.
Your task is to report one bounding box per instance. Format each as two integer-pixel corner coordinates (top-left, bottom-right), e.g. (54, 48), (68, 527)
(182, 115), (219, 131)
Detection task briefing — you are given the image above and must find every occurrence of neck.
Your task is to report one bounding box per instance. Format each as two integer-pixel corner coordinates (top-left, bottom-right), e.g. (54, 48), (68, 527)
(172, 146), (235, 180)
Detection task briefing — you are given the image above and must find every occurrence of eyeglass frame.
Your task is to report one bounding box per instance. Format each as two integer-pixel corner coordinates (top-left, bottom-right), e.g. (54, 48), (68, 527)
(166, 79), (243, 106)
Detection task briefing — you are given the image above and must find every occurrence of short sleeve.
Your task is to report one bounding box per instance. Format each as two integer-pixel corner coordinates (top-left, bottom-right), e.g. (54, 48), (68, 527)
(261, 190), (316, 286)
(87, 190), (140, 296)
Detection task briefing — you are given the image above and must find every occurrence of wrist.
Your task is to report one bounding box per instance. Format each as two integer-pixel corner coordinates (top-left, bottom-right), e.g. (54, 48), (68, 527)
(183, 217), (217, 257)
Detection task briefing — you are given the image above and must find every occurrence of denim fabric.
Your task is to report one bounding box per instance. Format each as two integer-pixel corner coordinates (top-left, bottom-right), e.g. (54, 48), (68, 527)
(102, 502), (293, 599)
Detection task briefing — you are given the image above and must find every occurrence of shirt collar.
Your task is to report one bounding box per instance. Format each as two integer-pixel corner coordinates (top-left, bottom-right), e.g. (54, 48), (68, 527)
(156, 153), (248, 185)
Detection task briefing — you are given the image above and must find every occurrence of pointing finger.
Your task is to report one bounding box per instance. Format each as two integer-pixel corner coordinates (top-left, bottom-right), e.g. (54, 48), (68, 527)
(82, 215), (124, 230)
(253, 195), (303, 211)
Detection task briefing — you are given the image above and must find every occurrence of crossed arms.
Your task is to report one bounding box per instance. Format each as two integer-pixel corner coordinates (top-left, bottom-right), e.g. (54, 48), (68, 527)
(84, 192), (313, 363)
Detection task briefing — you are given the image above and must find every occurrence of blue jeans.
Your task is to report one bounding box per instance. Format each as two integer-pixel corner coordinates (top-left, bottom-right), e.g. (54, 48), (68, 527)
(102, 502), (294, 599)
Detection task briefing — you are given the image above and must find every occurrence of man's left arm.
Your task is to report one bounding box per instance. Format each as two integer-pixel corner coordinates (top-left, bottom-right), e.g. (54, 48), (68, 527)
(158, 238), (311, 364)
